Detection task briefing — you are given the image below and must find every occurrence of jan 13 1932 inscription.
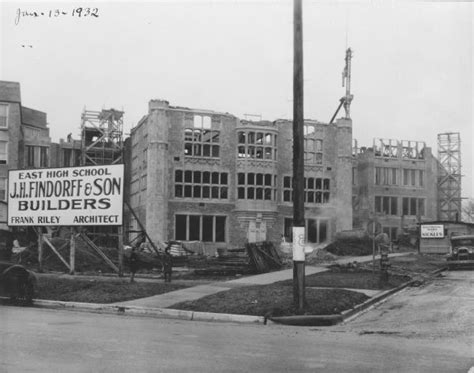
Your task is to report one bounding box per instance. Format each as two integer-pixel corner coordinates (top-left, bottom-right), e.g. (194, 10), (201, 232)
(15, 7), (100, 25)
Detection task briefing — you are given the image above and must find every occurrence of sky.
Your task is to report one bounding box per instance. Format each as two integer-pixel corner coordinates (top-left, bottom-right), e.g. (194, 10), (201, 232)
(1, 0), (473, 198)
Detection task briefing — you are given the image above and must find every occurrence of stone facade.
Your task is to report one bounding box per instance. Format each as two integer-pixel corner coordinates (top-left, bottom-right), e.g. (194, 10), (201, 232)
(352, 138), (439, 240)
(128, 100), (354, 254)
(0, 81), (50, 229)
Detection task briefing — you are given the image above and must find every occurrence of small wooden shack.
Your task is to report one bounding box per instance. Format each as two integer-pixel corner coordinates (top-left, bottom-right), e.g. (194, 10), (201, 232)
(419, 221), (474, 254)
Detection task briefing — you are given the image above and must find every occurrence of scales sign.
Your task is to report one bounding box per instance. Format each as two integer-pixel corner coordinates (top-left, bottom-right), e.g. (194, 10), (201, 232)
(8, 165), (124, 226)
(420, 224), (444, 238)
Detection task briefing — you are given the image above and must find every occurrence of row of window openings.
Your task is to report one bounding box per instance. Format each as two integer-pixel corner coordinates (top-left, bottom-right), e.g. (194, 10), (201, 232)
(238, 131), (276, 146)
(375, 196), (426, 216)
(176, 186), (329, 202)
(237, 132), (277, 161)
(0, 143), (49, 167)
(283, 177), (331, 203)
(184, 129), (322, 162)
(176, 170), (227, 185)
(184, 128), (220, 158)
(175, 170), (228, 199)
(175, 215), (226, 242)
(237, 146), (276, 160)
(374, 167), (424, 187)
(174, 214), (329, 245)
(26, 146), (49, 168)
(284, 176), (330, 190)
(284, 218), (328, 244)
(173, 172), (331, 203)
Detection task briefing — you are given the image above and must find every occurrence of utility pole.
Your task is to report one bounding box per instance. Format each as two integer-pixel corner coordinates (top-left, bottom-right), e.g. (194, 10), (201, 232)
(293, 0), (305, 312)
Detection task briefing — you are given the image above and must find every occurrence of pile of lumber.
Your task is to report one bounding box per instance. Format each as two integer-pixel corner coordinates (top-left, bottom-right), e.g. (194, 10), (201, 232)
(192, 248), (252, 276)
(192, 242), (283, 276)
(246, 242), (282, 273)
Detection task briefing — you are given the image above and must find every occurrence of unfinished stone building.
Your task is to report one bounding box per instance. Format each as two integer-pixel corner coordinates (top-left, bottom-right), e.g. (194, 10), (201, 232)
(127, 100), (353, 254)
(0, 81), (51, 230)
(352, 138), (439, 240)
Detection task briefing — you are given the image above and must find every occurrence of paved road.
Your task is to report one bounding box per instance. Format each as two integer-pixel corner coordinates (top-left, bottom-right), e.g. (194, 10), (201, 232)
(0, 306), (471, 373)
(1, 270), (472, 372)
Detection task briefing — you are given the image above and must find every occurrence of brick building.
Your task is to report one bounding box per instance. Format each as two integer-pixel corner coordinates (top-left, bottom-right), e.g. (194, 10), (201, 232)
(352, 138), (439, 240)
(127, 100), (353, 254)
(0, 81), (51, 230)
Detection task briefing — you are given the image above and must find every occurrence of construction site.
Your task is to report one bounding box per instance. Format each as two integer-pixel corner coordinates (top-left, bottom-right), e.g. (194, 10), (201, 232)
(0, 48), (468, 280)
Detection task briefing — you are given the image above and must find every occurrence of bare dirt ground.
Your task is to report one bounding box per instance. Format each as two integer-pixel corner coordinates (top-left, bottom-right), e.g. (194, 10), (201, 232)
(334, 270), (474, 343)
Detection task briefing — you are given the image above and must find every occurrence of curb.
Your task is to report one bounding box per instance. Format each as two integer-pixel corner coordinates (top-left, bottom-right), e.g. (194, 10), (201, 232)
(2, 266), (447, 327)
(270, 266), (448, 327)
(268, 314), (343, 326)
(0, 297), (265, 325)
(268, 281), (414, 327)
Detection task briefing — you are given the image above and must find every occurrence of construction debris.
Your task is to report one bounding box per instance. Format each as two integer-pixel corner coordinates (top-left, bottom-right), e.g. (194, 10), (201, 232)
(192, 242), (283, 276)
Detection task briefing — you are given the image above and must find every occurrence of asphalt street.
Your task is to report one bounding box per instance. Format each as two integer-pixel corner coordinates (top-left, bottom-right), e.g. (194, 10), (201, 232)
(0, 270), (472, 373)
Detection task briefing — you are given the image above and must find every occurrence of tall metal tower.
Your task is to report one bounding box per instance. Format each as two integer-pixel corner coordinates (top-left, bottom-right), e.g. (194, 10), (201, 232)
(81, 108), (124, 166)
(329, 48), (354, 124)
(437, 132), (462, 221)
(342, 48), (353, 119)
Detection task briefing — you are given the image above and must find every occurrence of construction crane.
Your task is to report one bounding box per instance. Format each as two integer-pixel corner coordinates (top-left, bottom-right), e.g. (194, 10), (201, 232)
(330, 48), (353, 124)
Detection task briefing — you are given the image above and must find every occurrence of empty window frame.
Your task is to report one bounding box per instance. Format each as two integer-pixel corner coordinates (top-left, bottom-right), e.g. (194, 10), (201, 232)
(304, 138), (323, 164)
(175, 214), (226, 242)
(185, 115), (219, 158)
(237, 131), (277, 161)
(375, 167), (398, 185)
(39, 147), (48, 167)
(402, 197), (425, 216)
(284, 217), (328, 243)
(0, 177), (6, 200)
(63, 149), (73, 167)
(0, 141), (7, 165)
(375, 196), (398, 215)
(283, 176), (330, 204)
(236, 172), (277, 201)
(352, 167), (357, 185)
(175, 170), (228, 199)
(0, 104), (8, 128)
(403, 168), (424, 187)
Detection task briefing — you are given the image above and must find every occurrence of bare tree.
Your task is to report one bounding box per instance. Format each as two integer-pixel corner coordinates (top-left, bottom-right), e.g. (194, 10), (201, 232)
(461, 198), (474, 223)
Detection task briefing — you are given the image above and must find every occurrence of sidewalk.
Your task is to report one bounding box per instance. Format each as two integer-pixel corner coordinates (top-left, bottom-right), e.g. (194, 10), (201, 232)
(114, 252), (410, 309)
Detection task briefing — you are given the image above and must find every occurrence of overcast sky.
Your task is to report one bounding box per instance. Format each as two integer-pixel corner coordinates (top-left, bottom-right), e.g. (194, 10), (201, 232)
(1, 1), (472, 198)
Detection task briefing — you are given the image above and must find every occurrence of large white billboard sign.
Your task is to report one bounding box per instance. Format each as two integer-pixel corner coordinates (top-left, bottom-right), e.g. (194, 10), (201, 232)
(8, 165), (124, 226)
(420, 224), (444, 238)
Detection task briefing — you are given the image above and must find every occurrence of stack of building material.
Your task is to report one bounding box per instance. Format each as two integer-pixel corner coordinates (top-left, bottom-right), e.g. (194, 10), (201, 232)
(192, 248), (252, 276)
(246, 242), (282, 273)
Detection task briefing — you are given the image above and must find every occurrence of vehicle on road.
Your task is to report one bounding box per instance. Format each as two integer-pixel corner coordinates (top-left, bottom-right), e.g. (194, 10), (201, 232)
(447, 235), (474, 270)
(0, 261), (37, 304)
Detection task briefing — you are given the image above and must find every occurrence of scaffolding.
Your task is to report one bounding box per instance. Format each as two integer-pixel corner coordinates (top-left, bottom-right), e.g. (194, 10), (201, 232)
(373, 138), (426, 160)
(81, 108), (124, 166)
(437, 132), (462, 221)
(77, 108), (125, 275)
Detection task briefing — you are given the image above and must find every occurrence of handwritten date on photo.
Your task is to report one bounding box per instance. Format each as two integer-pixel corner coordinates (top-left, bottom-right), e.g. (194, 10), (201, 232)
(16, 7), (99, 25)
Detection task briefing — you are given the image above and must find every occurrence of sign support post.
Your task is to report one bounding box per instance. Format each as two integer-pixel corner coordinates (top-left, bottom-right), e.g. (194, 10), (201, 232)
(69, 227), (76, 275)
(118, 226), (124, 277)
(37, 228), (43, 273)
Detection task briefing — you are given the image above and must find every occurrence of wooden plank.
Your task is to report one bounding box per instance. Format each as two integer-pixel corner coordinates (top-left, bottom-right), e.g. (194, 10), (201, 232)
(255, 245), (281, 268)
(43, 235), (71, 271)
(70, 229), (76, 275)
(79, 233), (119, 273)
